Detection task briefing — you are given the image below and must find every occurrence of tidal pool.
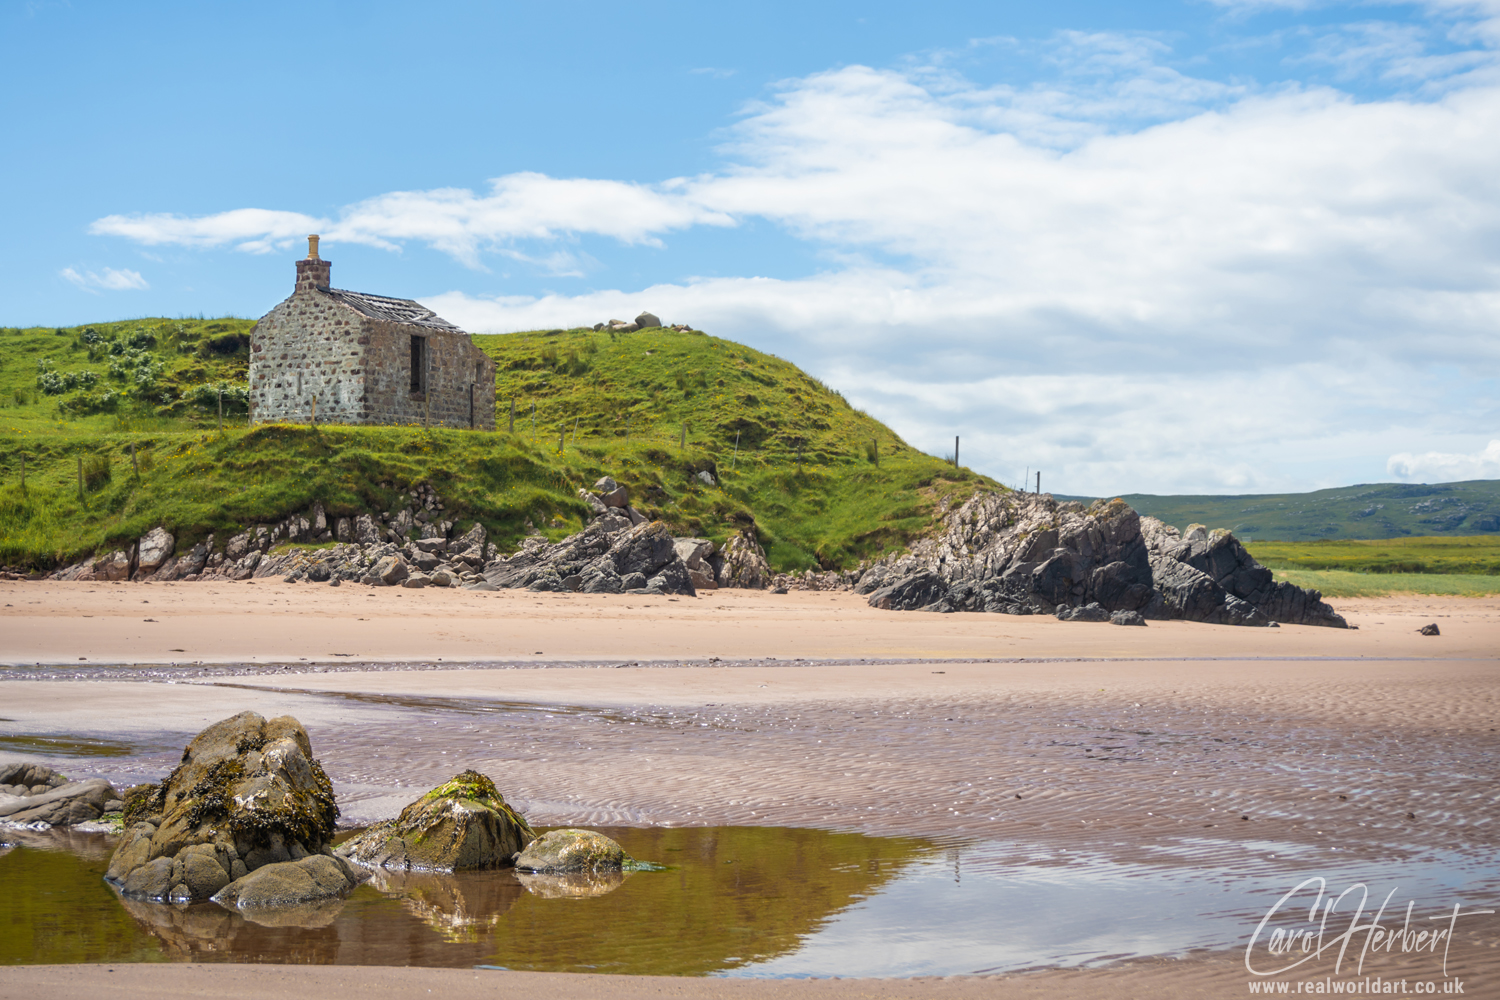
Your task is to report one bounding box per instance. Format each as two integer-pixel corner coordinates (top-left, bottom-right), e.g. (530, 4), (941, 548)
(5, 823), (1497, 977)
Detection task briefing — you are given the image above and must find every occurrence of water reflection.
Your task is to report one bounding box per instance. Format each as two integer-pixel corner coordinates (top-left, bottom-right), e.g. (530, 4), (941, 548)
(0, 825), (930, 974)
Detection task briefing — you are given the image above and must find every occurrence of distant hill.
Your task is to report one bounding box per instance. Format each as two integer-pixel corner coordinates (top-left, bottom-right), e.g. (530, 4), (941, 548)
(1063, 481), (1500, 541)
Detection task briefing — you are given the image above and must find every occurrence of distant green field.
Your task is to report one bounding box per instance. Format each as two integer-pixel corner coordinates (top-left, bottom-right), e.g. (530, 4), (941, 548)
(1247, 535), (1500, 575)
(1272, 569), (1500, 598)
(1068, 481), (1500, 541)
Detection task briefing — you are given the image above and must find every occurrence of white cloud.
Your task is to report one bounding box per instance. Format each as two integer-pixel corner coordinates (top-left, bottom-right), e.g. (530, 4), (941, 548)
(60, 266), (149, 292)
(1387, 440), (1500, 481)
(88, 9), (1500, 493)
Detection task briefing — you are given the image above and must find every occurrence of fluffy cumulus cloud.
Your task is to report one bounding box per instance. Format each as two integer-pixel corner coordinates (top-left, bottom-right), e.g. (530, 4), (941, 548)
(1388, 439), (1500, 481)
(60, 266), (149, 292)
(88, 9), (1500, 494)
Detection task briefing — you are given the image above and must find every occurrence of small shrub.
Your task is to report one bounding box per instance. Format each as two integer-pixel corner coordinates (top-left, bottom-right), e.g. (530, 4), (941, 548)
(81, 453), (111, 492)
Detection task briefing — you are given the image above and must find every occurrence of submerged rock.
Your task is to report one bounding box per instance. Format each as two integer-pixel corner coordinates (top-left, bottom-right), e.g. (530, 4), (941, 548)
(105, 711), (340, 902)
(514, 828), (627, 873)
(515, 870), (628, 898)
(338, 770), (533, 873)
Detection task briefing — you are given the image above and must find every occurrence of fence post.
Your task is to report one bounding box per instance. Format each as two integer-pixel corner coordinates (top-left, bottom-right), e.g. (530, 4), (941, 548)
(218, 389), (223, 432)
(558, 427), (564, 454)
(530, 402), (535, 440)
(1037, 471), (1041, 494)
(312, 395), (318, 427)
(955, 435), (959, 469)
(572, 414), (579, 445)
(509, 397), (515, 433)
(680, 423), (686, 448)
(873, 438), (878, 467)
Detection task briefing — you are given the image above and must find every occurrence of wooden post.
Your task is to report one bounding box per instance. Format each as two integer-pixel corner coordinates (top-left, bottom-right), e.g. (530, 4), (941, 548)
(558, 427), (564, 454)
(572, 414), (579, 445)
(77, 455), (83, 498)
(796, 441), (803, 472)
(872, 438), (879, 467)
(731, 430), (740, 470)
(954, 435), (959, 469)
(217, 389), (223, 432)
(130, 442), (137, 478)
(1036, 471), (1041, 494)
(680, 423), (686, 448)
(311, 395), (317, 427)
(530, 402), (536, 440)
(508, 397), (515, 433)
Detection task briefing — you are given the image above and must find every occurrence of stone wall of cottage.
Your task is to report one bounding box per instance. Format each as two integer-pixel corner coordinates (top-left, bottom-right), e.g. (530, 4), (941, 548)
(361, 320), (496, 430)
(248, 291), (367, 425)
(250, 290), (497, 430)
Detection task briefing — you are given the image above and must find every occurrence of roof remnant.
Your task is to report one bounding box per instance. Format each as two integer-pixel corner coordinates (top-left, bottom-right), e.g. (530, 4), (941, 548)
(324, 287), (461, 331)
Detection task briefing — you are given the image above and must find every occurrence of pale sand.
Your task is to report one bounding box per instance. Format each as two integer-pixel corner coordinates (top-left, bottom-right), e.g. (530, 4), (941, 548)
(2, 583), (1497, 998)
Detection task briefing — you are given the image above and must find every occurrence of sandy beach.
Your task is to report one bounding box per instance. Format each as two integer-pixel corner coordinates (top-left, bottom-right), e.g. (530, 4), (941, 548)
(2, 582), (1497, 998)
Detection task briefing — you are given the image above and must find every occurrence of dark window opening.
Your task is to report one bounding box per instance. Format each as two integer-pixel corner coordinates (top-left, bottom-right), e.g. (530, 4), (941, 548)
(410, 336), (426, 393)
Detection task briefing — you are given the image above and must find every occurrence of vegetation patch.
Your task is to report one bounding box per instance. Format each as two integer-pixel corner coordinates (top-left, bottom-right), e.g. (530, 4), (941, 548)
(1249, 535), (1500, 575)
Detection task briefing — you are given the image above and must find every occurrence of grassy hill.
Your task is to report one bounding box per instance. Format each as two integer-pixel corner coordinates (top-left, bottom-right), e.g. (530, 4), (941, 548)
(1065, 481), (1500, 542)
(0, 320), (995, 573)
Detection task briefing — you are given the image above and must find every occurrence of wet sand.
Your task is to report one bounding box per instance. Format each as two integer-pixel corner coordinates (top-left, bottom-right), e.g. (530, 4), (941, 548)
(1, 583), (1497, 997)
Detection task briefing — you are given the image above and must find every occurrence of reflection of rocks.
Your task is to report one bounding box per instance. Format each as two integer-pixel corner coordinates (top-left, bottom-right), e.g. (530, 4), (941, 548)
(105, 711), (341, 902)
(515, 870), (628, 899)
(515, 828), (626, 872)
(365, 867), (525, 942)
(0, 825), (117, 861)
(339, 770), (533, 872)
(116, 895), (344, 962)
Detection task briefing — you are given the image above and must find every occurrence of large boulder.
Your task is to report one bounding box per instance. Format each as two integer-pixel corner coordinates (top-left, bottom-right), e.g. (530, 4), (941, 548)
(135, 527), (175, 575)
(105, 712), (340, 902)
(634, 311), (662, 329)
(514, 828), (627, 873)
(337, 770), (534, 873)
(857, 492), (1346, 629)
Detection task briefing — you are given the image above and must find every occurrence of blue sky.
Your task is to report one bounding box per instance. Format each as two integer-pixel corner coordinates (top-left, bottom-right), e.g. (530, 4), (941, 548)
(4, 0), (1499, 495)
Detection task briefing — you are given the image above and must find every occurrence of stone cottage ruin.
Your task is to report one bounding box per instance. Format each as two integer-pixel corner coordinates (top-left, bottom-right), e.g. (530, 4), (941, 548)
(249, 236), (496, 429)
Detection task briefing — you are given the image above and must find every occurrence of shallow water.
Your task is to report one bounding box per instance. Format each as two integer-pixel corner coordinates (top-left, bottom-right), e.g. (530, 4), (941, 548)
(3, 824), (1495, 977)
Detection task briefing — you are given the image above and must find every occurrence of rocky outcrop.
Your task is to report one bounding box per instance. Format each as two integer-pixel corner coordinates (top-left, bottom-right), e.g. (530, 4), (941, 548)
(0, 763), (119, 827)
(105, 712), (341, 902)
(859, 492), (1347, 628)
(514, 828), (627, 873)
(337, 771), (533, 873)
(718, 529), (771, 589)
(481, 478), (699, 595)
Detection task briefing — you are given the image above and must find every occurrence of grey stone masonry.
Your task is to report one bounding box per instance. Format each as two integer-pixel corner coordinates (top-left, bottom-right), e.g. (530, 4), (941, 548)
(249, 241), (496, 430)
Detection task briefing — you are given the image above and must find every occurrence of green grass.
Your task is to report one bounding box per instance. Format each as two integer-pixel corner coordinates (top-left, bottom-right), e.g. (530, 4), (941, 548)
(1247, 535), (1500, 575)
(0, 320), (996, 572)
(1272, 568), (1500, 598)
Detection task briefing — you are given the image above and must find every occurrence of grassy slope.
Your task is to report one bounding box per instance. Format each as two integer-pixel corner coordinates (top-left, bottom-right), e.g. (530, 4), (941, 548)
(1, 321), (995, 572)
(1068, 481), (1500, 541)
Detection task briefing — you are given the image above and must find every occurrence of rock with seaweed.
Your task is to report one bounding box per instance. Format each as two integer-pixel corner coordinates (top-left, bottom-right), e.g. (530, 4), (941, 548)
(104, 711), (341, 902)
(212, 854), (367, 910)
(337, 770), (534, 873)
(858, 491), (1347, 628)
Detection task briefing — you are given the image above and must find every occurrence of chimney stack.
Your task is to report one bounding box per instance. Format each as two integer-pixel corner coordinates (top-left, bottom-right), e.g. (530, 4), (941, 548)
(295, 234), (331, 293)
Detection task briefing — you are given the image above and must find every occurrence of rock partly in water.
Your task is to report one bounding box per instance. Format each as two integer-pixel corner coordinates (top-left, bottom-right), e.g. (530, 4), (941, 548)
(212, 854), (368, 909)
(105, 711), (340, 902)
(514, 828), (627, 873)
(515, 870), (628, 898)
(858, 492), (1347, 629)
(0, 763), (117, 827)
(338, 770), (534, 873)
